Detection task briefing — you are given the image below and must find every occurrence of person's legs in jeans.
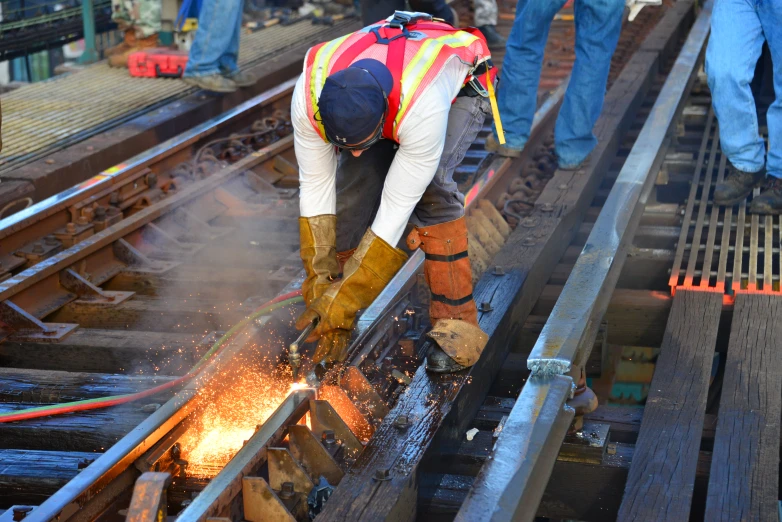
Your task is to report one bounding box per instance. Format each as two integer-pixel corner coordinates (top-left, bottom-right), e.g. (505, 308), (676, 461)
(707, 0), (765, 174)
(493, 0), (567, 152)
(745, 0), (782, 213)
(758, 0), (782, 180)
(554, 0), (623, 168)
(184, 0), (244, 78)
(218, 0), (245, 76)
(707, 0), (769, 207)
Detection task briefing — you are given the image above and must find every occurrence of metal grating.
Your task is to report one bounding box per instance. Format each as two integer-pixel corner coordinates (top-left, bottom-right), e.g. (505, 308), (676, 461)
(669, 108), (780, 295)
(0, 20), (356, 174)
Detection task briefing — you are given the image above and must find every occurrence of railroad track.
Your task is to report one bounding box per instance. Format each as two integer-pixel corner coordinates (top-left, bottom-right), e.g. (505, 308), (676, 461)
(0, 3), (702, 521)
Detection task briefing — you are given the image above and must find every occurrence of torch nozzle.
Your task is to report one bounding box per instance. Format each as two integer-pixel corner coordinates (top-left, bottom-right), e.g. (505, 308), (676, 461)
(289, 318), (317, 383)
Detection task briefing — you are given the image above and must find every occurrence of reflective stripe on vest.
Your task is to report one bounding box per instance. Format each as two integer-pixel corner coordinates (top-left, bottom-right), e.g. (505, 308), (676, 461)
(304, 22), (490, 143)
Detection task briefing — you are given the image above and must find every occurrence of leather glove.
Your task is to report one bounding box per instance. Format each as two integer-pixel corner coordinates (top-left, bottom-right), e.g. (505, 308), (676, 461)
(296, 228), (407, 363)
(299, 215), (340, 305)
(312, 329), (352, 363)
(626, 0), (661, 22)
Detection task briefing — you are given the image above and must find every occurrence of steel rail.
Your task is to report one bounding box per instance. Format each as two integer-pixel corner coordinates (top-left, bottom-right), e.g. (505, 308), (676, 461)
(0, 78), (297, 240)
(457, 3), (713, 520)
(0, 134), (293, 303)
(177, 388), (316, 521)
(28, 322), (268, 522)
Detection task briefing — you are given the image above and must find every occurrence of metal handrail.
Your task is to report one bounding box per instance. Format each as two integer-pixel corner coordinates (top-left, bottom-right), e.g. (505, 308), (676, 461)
(457, 1), (714, 520)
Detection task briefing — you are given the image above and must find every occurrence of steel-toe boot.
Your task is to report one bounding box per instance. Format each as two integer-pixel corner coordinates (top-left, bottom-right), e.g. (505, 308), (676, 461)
(749, 177), (782, 215)
(405, 217), (489, 373)
(225, 70), (256, 88)
(478, 25), (506, 51)
(485, 134), (522, 158)
(713, 163), (766, 205)
(108, 33), (159, 68)
(105, 28), (135, 58)
(183, 74), (238, 93)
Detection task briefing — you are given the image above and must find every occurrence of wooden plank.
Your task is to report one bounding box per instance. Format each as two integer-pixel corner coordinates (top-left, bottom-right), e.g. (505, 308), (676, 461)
(0, 367), (176, 402)
(318, 45), (663, 522)
(704, 293), (782, 522)
(0, 449), (102, 505)
(0, 403), (149, 452)
(0, 329), (200, 374)
(617, 289), (722, 521)
(419, 444), (713, 522)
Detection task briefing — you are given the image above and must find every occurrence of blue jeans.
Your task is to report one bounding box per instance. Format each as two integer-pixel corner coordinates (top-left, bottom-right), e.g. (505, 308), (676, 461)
(706, 0), (782, 179)
(183, 0), (244, 77)
(495, 0), (623, 167)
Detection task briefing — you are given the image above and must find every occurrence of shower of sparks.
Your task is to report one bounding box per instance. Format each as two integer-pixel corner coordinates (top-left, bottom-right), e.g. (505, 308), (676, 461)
(179, 369), (306, 478)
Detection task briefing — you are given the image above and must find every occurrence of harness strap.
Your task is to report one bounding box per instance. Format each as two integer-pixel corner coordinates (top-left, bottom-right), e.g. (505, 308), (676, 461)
(384, 29), (406, 138)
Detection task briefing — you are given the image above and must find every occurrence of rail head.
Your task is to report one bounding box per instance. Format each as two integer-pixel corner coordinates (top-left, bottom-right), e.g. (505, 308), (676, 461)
(459, 1), (713, 520)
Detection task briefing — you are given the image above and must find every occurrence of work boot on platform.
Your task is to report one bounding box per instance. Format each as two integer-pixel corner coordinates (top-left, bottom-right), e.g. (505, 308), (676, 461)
(478, 25), (506, 51)
(749, 177), (782, 215)
(183, 74), (238, 93)
(224, 70), (256, 88)
(712, 163), (766, 206)
(105, 28), (135, 58)
(108, 33), (159, 68)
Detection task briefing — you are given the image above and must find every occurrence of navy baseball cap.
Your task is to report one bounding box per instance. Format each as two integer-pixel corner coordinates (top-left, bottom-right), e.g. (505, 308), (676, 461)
(318, 59), (393, 147)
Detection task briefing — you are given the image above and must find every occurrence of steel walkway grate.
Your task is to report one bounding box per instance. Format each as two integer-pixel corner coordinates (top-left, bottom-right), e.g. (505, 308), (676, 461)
(0, 20), (355, 174)
(669, 107), (780, 295)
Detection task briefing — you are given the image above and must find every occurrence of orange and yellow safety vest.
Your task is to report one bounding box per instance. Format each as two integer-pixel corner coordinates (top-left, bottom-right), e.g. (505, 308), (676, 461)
(304, 18), (494, 143)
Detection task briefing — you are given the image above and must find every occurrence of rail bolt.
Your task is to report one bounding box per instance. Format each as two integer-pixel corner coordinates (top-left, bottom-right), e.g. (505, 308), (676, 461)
(322, 430), (337, 446)
(12, 507), (33, 521)
(394, 415), (410, 430)
(374, 468), (391, 481)
(279, 481), (295, 500)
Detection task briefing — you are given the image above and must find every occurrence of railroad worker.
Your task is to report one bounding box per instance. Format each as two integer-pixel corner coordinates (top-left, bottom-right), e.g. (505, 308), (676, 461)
(709, 1), (782, 214)
(484, 0), (659, 168)
(292, 11), (499, 373)
(182, 0), (255, 92)
(105, 0), (162, 68)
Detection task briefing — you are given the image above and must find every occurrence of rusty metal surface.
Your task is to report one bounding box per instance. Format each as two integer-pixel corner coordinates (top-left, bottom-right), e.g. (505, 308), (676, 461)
(125, 472), (172, 522)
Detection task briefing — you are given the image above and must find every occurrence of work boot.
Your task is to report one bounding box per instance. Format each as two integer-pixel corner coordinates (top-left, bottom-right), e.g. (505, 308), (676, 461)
(478, 25), (506, 51)
(485, 134), (522, 158)
(713, 163), (766, 206)
(104, 28), (135, 58)
(406, 217), (489, 373)
(183, 74), (238, 93)
(749, 177), (782, 215)
(224, 70), (256, 88)
(557, 152), (591, 171)
(108, 33), (159, 68)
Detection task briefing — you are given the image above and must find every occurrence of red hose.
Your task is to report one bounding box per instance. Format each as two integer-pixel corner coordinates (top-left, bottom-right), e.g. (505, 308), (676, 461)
(0, 290), (303, 423)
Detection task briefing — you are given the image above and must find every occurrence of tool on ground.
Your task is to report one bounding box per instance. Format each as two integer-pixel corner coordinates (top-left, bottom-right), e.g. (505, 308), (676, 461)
(289, 317), (318, 382)
(128, 48), (190, 78)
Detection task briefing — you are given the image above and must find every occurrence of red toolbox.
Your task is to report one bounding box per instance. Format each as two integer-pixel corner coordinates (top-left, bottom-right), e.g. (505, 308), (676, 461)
(128, 48), (189, 78)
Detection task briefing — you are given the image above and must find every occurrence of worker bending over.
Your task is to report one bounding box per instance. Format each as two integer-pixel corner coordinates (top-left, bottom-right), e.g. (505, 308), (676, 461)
(292, 11), (496, 373)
